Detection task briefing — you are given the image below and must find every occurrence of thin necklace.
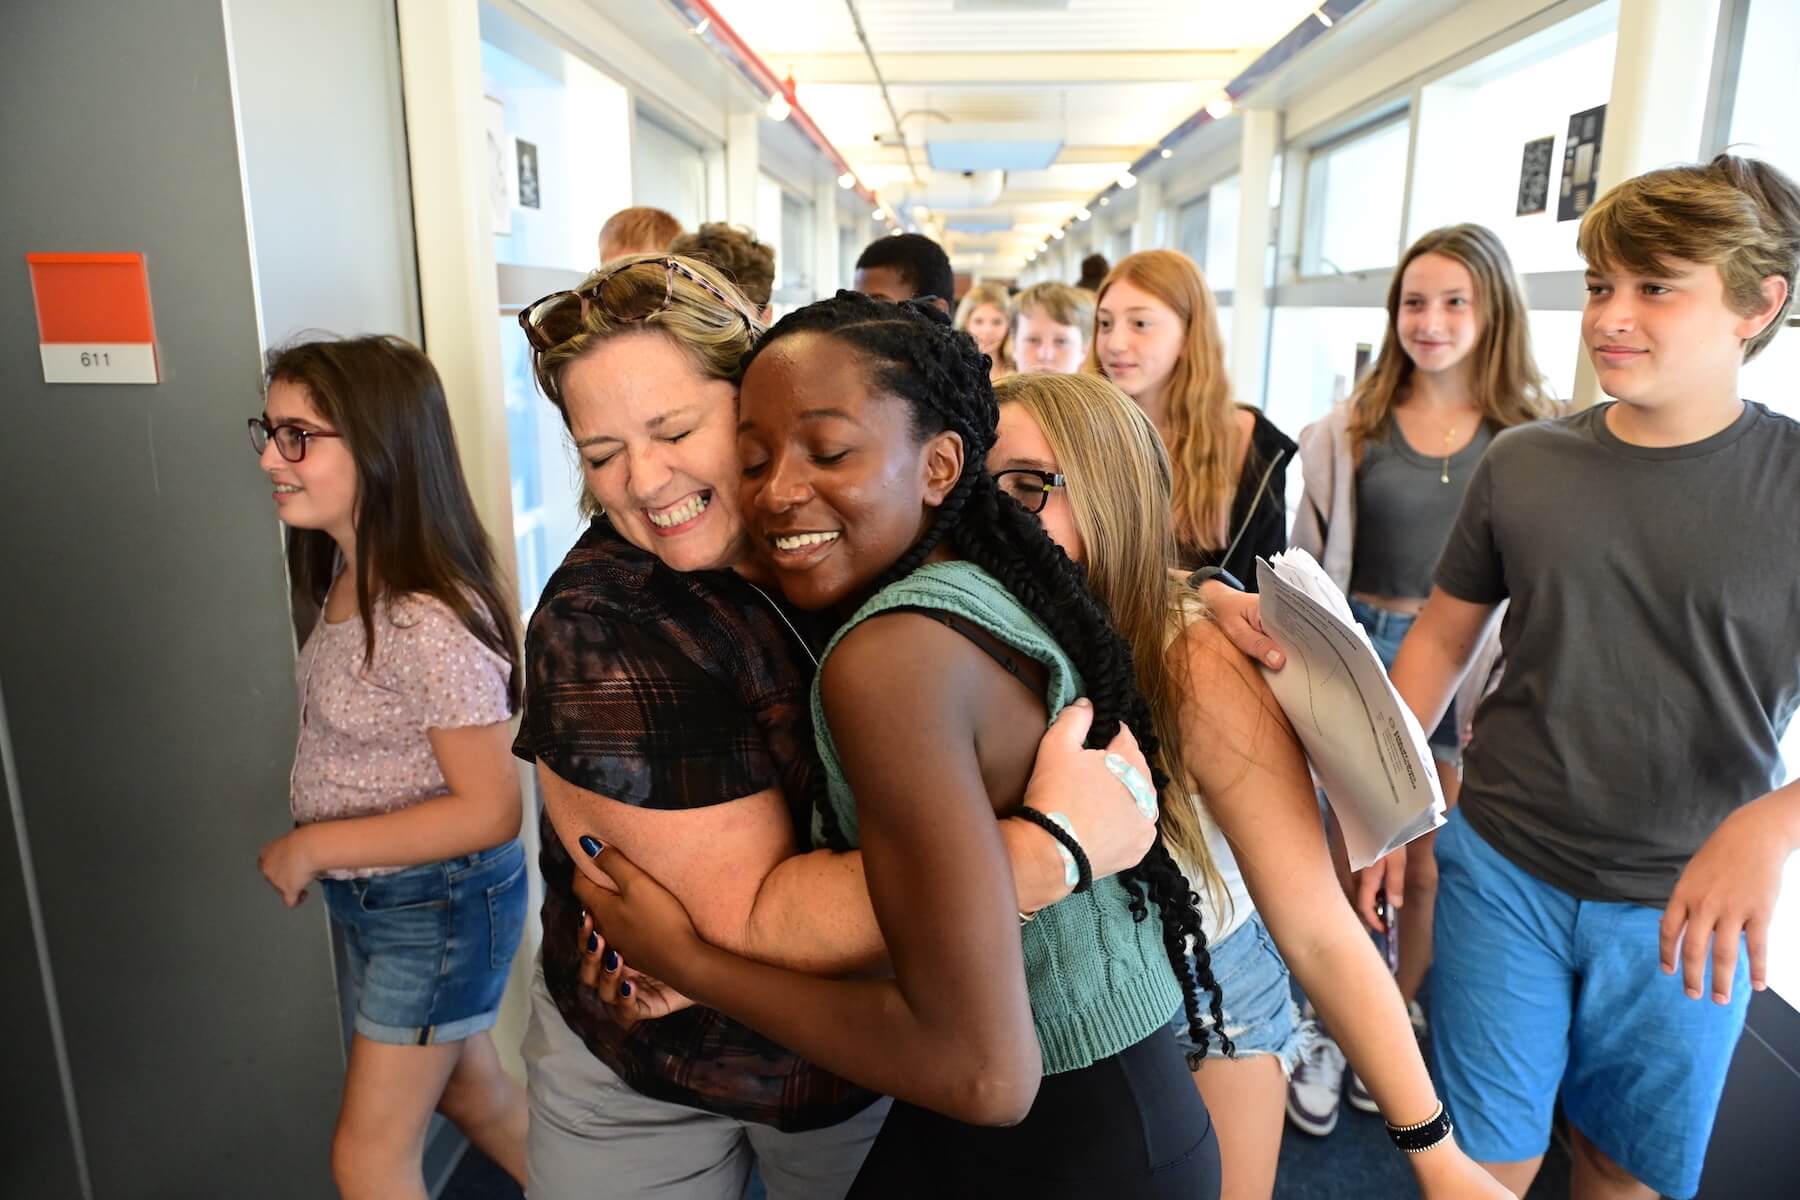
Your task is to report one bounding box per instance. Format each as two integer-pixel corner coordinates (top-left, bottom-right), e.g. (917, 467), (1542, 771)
(745, 580), (820, 669)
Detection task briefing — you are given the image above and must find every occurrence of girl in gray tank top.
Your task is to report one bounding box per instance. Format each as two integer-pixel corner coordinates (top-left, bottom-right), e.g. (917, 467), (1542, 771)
(1287, 224), (1558, 1121)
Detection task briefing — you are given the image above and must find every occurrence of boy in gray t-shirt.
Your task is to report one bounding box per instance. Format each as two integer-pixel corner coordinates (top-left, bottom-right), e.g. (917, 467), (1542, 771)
(1364, 157), (1800, 1200)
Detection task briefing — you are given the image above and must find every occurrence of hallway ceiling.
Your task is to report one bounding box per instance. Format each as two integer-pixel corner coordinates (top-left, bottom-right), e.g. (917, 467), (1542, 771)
(702, 0), (1327, 276)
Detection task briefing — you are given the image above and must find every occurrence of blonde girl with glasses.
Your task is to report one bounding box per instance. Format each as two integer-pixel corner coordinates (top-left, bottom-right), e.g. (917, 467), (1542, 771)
(985, 371), (1507, 1200)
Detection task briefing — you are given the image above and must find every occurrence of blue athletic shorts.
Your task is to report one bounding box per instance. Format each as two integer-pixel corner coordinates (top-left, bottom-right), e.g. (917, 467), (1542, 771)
(1348, 596), (1459, 764)
(1167, 912), (1313, 1074)
(1430, 808), (1750, 1198)
(322, 838), (528, 1046)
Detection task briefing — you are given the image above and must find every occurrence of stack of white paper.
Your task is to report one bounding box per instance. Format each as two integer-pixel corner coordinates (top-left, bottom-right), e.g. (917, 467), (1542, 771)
(1254, 550), (1445, 869)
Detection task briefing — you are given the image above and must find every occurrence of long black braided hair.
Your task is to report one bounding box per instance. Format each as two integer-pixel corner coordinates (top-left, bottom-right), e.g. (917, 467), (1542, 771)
(743, 291), (1232, 1062)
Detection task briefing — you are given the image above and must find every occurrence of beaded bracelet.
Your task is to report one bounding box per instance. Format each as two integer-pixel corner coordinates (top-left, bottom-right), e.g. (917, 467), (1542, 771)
(1386, 1101), (1454, 1154)
(1013, 807), (1093, 894)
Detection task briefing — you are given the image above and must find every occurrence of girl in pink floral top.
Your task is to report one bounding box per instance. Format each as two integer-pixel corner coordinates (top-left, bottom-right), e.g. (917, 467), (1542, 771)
(250, 336), (528, 1199)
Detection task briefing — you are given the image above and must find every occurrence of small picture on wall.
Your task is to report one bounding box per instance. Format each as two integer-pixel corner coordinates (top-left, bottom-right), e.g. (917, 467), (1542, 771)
(1557, 104), (1606, 222)
(484, 95), (512, 236)
(1516, 135), (1554, 216)
(516, 139), (540, 210)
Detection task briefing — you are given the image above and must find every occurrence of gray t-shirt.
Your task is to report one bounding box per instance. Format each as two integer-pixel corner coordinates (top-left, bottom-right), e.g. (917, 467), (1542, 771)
(1435, 401), (1800, 906)
(1351, 419), (1495, 599)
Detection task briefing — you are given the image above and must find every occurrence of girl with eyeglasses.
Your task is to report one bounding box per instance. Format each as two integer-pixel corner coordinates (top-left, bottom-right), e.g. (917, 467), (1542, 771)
(248, 335), (529, 1199)
(985, 372), (1509, 1200)
(511, 256), (1157, 1197)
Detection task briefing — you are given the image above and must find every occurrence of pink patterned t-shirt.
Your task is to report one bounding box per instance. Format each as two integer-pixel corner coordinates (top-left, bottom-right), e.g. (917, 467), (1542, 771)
(291, 593), (513, 878)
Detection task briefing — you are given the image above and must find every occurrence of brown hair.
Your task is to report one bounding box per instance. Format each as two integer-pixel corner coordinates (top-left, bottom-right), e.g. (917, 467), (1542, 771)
(1086, 250), (1237, 552)
(670, 222), (776, 310)
(529, 255), (763, 517)
(1347, 224), (1558, 446)
(993, 372), (1226, 914)
(266, 336), (520, 710)
(597, 206), (682, 261)
(1579, 153), (1800, 361)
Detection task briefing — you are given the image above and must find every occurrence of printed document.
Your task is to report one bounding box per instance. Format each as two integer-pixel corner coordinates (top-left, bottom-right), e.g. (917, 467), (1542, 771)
(1254, 550), (1446, 869)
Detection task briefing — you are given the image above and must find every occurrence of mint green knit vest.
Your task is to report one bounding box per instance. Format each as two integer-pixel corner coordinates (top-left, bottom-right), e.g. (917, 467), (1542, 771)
(809, 560), (1182, 1074)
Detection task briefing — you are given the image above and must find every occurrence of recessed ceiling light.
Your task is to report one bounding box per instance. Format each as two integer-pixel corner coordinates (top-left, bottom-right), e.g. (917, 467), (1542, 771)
(766, 92), (791, 122)
(1116, 170), (1137, 189)
(838, 172), (856, 189)
(1205, 95), (1233, 120)
(1160, 147), (1173, 159)
(1075, 207), (1091, 221)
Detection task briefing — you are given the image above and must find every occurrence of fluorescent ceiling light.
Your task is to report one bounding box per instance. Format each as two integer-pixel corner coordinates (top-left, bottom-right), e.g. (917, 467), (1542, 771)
(927, 140), (1062, 172)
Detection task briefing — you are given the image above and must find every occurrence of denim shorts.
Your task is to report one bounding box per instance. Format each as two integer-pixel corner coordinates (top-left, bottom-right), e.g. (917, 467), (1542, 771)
(322, 838), (528, 1046)
(1431, 809), (1750, 1198)
(1166, 912), (1312, 1074)
(1347, 596), (1459, 764)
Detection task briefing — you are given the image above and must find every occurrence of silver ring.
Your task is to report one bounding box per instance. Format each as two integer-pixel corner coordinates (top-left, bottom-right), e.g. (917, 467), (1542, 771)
(1105, 753), (1158, 822)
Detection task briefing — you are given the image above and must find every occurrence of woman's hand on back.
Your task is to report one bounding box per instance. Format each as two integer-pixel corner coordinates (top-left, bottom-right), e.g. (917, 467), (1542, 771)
(1019, 698), (1158, 883)
(569, 838), (707, 990)
(576, 910), (696, 1028)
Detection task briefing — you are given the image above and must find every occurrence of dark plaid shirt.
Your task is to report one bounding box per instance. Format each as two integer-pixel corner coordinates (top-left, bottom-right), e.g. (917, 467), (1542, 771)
(513, 518), (879, 1132)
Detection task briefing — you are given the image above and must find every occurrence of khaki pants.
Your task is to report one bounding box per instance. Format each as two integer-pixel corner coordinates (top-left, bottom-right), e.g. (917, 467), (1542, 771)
(523, 968), (890, 1199)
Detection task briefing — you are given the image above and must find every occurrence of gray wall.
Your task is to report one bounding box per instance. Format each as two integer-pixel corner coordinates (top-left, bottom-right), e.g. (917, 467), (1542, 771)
(1, 1), (421, 1195)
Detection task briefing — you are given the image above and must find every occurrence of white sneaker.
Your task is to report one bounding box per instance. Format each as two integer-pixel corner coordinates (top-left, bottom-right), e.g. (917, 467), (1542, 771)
(1285, 1035), (1347, 1136)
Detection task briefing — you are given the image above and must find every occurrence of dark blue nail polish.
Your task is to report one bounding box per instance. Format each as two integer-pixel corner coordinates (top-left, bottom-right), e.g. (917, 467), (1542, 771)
(602, 949), (620, 972)
(579, 835), (603, 858)
(586, 930), (599, 954)
(620, 980), (633, 998)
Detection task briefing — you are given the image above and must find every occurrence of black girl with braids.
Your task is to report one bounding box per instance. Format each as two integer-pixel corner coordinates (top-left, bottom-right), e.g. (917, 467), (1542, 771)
(577, 292), (1225, 1197)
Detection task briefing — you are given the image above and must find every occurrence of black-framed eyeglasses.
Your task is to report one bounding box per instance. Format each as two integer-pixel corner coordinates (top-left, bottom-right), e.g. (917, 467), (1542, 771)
(994, 468), (1068, 514)
(517, 256), (752, 354)
(248, 416), (342, 463)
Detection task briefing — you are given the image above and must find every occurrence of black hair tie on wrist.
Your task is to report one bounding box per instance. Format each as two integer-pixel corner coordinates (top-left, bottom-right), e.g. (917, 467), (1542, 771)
(1013, 806), (1094, 893)
(1386, 1102), (1454, 1154)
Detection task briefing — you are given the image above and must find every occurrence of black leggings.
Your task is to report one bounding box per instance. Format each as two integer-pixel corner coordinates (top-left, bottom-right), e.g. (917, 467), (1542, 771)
(847, 1026), (1220, 1199)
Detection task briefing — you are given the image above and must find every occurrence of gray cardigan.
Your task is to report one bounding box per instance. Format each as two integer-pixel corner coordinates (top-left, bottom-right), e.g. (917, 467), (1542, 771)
(1291, 403), (1503, 746)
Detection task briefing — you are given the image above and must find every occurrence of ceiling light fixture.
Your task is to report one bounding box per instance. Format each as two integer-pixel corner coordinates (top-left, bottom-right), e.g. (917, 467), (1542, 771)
(1205, 94), (1234, 120)
(1116, 170), (1137, 189)
(838, 171), (856, 189)
(1075, 207), (1092, 221)
(1051, 228), (1065, 240)
(872, 207), (886, 221)
(1160, 147), (1173, 159)
(766, 91), (790, 122)
(693, 16), (711, 35)
(1099, 196), (1110, 207)
(1314, 7), (1334, 28)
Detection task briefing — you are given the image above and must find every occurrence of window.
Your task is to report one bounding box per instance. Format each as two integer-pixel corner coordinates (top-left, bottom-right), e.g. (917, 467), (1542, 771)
(780, 190), (814, 296)
(480, 4), (630, 271)
(632, 111), (708, 230)
(1299, 115), (1411, 277)
(1205, 175), (1240, 289)
(1408, 4), (1618, 273)
(1176, 195), (1209, 268)
(1725, 0), (1800, 1008)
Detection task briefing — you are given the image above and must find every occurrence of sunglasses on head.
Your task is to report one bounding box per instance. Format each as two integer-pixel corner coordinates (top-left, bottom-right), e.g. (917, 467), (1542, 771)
(517, 256), (752, 354)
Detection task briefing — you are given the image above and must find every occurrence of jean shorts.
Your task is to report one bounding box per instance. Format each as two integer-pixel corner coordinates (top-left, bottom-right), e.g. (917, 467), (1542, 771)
(1347, 596), (1459, 764)
(1166, 912), (1312, 1074)
(1431, 809), (1750, 1198)
(322, 838), (528, 1046)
